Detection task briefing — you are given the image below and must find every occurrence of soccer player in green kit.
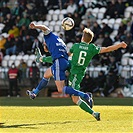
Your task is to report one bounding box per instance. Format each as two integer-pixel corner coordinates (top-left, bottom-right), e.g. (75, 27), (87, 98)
(35, 28), (127, 121)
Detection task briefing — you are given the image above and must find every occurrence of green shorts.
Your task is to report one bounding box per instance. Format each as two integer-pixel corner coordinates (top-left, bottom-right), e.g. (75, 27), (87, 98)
(69, 73), (84, 90)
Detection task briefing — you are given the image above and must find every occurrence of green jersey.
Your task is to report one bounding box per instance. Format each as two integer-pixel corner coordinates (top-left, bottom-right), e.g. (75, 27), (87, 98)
(69, 42), (101, 74)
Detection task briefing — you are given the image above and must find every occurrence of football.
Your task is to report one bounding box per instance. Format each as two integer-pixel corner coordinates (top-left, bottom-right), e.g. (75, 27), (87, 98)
(61, 17), (75, 31)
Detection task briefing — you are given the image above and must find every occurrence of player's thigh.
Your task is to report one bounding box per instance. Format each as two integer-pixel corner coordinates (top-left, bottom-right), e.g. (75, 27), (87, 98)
(69, 73), (83, 90)
(44, 67), (53, 78)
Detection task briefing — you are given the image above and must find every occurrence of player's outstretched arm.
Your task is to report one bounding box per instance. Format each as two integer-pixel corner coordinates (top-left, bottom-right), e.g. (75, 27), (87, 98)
(29, 22), (49, 32)
(100, 41), (127, 54)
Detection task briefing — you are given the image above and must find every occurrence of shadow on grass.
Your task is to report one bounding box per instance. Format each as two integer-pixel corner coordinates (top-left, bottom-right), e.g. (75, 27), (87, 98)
(0, 123), (37, 129)
(0, 120), (95, 129)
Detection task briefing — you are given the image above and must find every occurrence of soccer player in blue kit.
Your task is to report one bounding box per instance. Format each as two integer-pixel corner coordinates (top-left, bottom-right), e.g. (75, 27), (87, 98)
(26, 22), (92, 102)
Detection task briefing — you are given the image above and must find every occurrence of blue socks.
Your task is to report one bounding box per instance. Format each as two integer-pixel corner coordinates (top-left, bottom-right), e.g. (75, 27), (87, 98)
(33, 77), (49, 95)
(63, 86), (89, 100)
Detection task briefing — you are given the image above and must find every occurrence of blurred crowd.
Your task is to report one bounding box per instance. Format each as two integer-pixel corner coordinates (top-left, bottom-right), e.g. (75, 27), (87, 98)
(0, 0), (132, 57)
(0, 0), (133, 97)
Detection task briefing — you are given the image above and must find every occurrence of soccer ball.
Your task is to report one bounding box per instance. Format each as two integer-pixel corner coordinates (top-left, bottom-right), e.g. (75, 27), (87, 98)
(61, 17), (75, 31)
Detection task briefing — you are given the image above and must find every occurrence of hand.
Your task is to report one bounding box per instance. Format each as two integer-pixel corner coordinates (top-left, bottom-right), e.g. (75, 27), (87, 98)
(29, 22), (36, 29)
(121, 41), (127, 48)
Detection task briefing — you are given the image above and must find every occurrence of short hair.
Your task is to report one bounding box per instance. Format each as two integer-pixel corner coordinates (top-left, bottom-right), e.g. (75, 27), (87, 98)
(82, 28), (94, 43)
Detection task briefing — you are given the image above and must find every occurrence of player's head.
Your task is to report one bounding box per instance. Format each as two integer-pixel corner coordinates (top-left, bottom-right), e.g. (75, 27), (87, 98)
(81, 28), (94, 43)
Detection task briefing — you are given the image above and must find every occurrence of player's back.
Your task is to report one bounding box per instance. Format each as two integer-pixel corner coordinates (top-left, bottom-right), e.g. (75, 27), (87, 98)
(70, 42), (100, 73)
(44, 32), (68, 61)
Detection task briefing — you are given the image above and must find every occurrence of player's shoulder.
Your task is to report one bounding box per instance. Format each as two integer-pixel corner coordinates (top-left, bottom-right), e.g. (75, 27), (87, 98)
(72, 43), (79, 47)
(89, 43), (95, 46)
(89, 43), (97, 48)
(74, 43), (80, 45)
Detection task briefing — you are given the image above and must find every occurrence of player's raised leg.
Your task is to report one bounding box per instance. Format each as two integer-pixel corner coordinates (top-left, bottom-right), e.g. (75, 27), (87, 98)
(26, 67), (52, 99)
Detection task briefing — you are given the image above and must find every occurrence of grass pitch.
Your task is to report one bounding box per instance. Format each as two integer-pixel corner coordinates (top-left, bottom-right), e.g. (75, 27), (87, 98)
(0, 97), (133, 133)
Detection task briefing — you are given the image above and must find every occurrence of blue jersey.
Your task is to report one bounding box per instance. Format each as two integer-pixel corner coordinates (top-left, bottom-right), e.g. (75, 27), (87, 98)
(44, 32), (68, 61)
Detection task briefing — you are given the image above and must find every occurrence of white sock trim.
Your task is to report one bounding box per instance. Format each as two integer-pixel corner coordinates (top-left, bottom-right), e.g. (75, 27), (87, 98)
(76, 98), (82, 105)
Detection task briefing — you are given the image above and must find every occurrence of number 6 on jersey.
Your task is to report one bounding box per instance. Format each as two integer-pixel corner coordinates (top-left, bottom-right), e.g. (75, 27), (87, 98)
(78, 51), (87, 65)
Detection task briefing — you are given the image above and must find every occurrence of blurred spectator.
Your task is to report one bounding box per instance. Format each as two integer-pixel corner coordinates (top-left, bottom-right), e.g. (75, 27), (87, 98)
(86, 20), (94, 31)
(14, 15), (21, 26)
(7, 62), (20, 97)
(73, 12), (82, 31)
(2, 13), (14, 33)
(36, 3), (48, 21)
(75, 0), (86, 18)
(91, 22), (101, 42)
(18, 13), (30, 28)
(27, 28), (39, 39)
(14, 36), (23, 54)
(100, 53), (110, 66)
(4, 35), (16, 55)
(94, 34), (104, 47)
(11, 1), (23, 18)
(103, 56), (119, 97)
(8, 25), (20, 38)
(19, 25), (28, 41)
(75, 34), (82, 43)
(29, 61), (40, 90)
(100, 22), (113, 36)
(66, 0), (77, 15)
(123, 32), (133, 53)
(115, 22), (127, 41)
(22, 35), (33, 54)
(19, 0), (27, 11)
(95, 71), (106, 93)
(104, 0), (117, 18)
(121, 20), (132, 39)
(115, 0), (126, 18)
(123, 32), (132, 45)
(0, 35), (6, 55)
(76, 23), (86, 39)
(102, 32), (113, 47)
(18, 59), (27, 83)
(85, 11), (96, 25)
(1, 2), (10, 17)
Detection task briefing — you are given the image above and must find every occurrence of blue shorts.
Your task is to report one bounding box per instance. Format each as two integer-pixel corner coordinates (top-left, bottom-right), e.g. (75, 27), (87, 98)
(51, 58), (69, 81)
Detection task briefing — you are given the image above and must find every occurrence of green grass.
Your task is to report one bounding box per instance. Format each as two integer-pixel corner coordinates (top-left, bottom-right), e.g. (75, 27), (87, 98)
(0, 97), (133, 133)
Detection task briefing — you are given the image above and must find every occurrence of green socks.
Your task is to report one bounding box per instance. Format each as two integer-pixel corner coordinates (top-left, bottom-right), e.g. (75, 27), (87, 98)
(77, 98), (94, 114)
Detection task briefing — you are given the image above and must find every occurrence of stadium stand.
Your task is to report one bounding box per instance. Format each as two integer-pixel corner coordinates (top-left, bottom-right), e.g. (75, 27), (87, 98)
(0, 0), (133, 97)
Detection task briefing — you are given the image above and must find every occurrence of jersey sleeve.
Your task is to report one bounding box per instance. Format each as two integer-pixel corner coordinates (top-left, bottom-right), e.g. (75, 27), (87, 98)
(92, 44), (101, 55)
(42, 28), (51, 35)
